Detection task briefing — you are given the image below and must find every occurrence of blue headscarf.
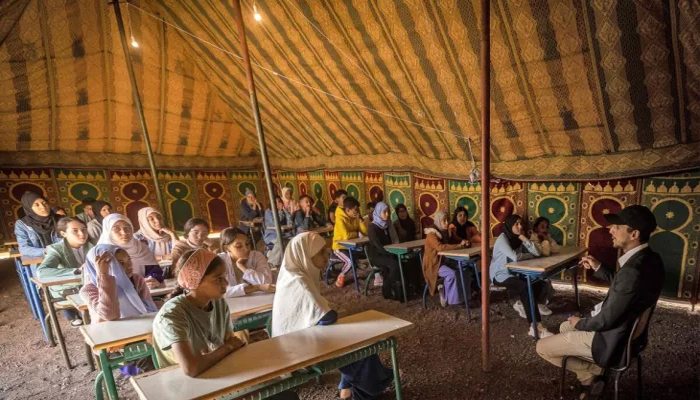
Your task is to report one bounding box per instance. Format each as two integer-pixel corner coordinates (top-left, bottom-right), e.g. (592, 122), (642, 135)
(372, 202), (399, 244)
(84, 244), (158, 318)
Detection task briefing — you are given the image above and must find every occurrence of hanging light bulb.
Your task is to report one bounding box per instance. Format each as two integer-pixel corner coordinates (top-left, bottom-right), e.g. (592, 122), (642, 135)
(253, 3), (262, 21)
(131, 36), (139, 48)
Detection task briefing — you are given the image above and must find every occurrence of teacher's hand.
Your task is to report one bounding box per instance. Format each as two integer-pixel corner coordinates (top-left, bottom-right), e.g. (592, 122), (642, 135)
(568, 316), (581, 327)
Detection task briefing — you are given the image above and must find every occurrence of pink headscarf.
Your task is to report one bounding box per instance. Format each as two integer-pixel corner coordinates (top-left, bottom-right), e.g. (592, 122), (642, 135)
(177, 248), (218, 290)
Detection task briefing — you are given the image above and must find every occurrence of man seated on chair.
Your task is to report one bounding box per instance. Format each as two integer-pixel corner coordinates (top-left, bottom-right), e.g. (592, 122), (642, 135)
(536, 205), (664, 399)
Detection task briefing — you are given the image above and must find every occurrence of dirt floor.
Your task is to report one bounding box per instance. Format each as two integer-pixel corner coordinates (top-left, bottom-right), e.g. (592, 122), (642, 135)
(1, 258), (699, 400)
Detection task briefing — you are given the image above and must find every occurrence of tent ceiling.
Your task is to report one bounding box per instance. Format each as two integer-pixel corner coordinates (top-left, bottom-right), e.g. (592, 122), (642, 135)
(0, 0), (698, 179)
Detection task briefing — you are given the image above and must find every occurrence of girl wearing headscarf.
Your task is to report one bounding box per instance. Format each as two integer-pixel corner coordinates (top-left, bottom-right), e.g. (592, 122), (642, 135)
(80, 244), (158, 322)
(392, 203), (417, 243)
(273, 233), (393, 400)
(490, 214), (552, 338)
(134, 207), (178, 258)
(98, 213), (163, 289)
(422, 211), (470, 307)
(280, 186), (299, 215)
(87, 200), (112, 245)
(448, 206), (482, 244)
(15, 191), (60, 257)
(367, 202), (403, 301)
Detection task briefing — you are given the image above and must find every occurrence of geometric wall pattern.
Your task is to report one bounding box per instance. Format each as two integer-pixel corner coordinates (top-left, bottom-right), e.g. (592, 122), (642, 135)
(3, 167), (700, 304)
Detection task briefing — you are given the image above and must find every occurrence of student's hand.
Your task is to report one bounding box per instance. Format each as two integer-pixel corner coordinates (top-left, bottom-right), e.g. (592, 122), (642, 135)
(258, 283), (276, 293)
(95, 252), (112, 275)
(579, 255), (601, 271)
(235, 258), (248, 273)
(568, 316), (581, 327)
(224, 335), (246, 353)
(145, 277), (164, 289)
(518, 234), (529, 242)
(460, 240), (469, 248)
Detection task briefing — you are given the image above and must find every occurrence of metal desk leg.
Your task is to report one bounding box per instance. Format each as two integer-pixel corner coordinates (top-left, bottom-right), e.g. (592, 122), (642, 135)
(43, 288), (72, 369)
(471, 260), (481, 290)
(82, 310), (95, 371)
(390, 340), (403, 400)
(98, 349), (119, 400)
(14, 258), (35, 318)
(457, 261), (471, 322)
(525, 275), (538, 339)
(25, 267), (51, 343)
(397, 255), (407, 303)
(348, 248), (360, 293)
(571, 265), (580, 311)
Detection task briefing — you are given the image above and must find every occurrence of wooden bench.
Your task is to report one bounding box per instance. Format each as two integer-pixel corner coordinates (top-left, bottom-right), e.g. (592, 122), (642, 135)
(131, 310), (413, 400)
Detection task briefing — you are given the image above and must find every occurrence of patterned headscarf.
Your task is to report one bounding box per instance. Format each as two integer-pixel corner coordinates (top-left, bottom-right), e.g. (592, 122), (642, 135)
(177, 248), (218, 290)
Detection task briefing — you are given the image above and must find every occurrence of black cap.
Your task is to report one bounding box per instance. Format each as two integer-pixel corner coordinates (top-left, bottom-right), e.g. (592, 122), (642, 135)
(604, 205), (657, 236)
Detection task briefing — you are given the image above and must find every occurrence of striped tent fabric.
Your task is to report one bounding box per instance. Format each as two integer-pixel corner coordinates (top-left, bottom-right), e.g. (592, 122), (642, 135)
(1, 0), (698, 180)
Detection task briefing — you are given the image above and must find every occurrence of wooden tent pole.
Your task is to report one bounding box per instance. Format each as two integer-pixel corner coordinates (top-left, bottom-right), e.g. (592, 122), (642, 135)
(232, 0), (284, 244)
(480, 0), (492, 373)
(112, 0), (168, 225)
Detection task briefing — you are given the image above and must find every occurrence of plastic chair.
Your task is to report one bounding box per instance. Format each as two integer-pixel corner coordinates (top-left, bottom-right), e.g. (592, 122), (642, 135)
(559, 306), (655, 400)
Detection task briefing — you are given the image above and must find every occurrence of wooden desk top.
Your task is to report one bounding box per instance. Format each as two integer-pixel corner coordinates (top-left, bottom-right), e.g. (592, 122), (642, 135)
(21, 256), (44, 266)
(225, 293), (274, 319)
(338, 236), (369, 247)
(506, 246), (588, 273)
(131, 310), (413, 400)
(67, 294), (87, 311)
(438, 238), (496, 258)
(0, 250), (20, 260)
(30, 275), (81, 288)
(384, 239), (426, 253)
(149, 279), (177, 298)
(305, 226), (334, 235)
(79, 313), (157, 351)
(239, 220), (262, 227)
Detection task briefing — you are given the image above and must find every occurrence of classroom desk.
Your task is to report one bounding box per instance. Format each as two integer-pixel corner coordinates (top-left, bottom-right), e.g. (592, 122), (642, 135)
(337, 237), (371, 293)
(306, 225), (334, 235)
(30, 275), (82, 368)
(506, 246), (587, 339)
(149, 278), (177, 298)
(20, 256), (51, 343)
(79, 294), (275, 400)
(437, 239), (496, 322)
(383, 239), (426, 302)
(239, 220), (264, 245)
(131, 310), (413, 400)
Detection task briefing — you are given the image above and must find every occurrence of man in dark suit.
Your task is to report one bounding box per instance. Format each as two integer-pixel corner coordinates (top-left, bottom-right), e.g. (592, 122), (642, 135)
(536, 205), (664, 398)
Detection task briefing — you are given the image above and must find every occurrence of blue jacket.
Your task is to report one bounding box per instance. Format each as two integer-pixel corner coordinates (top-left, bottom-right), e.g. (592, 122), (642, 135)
(15, 219), (60, 258)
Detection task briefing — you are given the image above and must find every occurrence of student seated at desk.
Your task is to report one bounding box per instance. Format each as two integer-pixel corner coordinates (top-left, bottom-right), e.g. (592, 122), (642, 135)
(171, 218), (211, 270)
(530, 216), (561, 257)
(87, 200), (113, 245)
(490, 215), (553, 338)
(448, 206), (482, 244)
(280, 186), (299, 215)
(75, 197), (96, 225)
(393, 203), (417, 243)
(331, 196), (367, 288)
(263, 196), (293, 248)
(98, 214), (164, 290)
(218, 228), (275, 298)
(327, 189), (347, 225)
(273, 233), (393, 400)
(423, 211), (469, 307)
(365, 202), (391, 298)
(80, 244), (158, 322)
(15, 191), (60, 257)
(134, 207), (178, 259)
(362, 201), (376, 226)
(154, 249), (245, 376)
(292, 195), (330, 234)
(239, 189), (263, 235)
(82, 244), (160, 375)
(38, 217), (94, 326)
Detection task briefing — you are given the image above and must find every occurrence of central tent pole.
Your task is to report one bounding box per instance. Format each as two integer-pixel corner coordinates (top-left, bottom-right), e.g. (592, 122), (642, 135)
(480, 0), (492, 373)
(232, 0), (284, 244)
(112, 0), (168, 225)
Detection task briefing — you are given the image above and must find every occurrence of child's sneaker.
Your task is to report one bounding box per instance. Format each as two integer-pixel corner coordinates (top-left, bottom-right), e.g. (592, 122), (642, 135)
(373, 273), (383, 287)
(513, 301), (527, 319)
(335, 273), (345, 288)
(528, 326), (554, 339)
(538, 304), (553, 316)
(438, 284), (447, 307)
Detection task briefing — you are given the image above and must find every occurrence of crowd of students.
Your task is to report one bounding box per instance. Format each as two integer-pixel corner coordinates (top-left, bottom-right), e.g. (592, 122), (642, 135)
(13, 188), (665, 400)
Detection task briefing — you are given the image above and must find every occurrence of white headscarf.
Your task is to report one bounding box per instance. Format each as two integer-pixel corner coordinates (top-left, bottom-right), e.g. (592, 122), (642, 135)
(272, 232), (330, 336)
(84, 244), (158, 318)
(136, 207), (171, 256)
(98, 213), (158, 277)
(280, 187), (299, 214)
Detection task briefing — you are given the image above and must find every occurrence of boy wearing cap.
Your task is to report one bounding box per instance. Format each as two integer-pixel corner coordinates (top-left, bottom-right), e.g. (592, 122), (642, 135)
(535, 205), (665, 398)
